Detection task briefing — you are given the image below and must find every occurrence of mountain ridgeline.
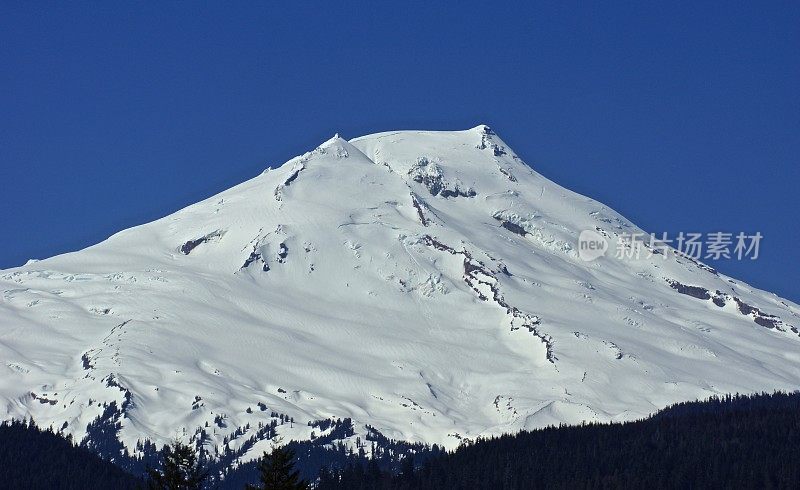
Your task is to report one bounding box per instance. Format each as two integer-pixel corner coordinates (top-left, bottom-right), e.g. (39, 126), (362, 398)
(0, 126), (799, 470)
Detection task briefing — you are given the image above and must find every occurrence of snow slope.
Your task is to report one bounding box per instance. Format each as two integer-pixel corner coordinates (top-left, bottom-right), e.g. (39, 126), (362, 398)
(1, 125), (799, 460)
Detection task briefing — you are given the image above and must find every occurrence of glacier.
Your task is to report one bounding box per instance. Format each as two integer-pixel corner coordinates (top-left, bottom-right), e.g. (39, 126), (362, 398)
(1, 125), (798, 463)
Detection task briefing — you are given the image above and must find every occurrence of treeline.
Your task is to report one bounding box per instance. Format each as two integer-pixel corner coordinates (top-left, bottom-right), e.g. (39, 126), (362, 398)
(0, 420), (309, 490)
(219, 422), (441, 488)
(2, 391), (799, 488)
(317, 391), (800, 489)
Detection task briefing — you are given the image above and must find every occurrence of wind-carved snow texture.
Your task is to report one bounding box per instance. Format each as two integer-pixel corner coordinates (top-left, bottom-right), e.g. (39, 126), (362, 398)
(1, 126), (799, 467)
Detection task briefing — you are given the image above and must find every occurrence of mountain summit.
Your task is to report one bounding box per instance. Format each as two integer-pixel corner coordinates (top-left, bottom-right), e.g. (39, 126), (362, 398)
(1, 126), (798, 461)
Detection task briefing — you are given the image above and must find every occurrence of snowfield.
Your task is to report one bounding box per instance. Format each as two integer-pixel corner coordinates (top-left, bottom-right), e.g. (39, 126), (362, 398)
(1, 125), (798, 462)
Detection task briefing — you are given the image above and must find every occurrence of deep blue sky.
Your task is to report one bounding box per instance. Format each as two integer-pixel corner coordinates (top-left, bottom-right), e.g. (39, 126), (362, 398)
(1, 3), (798, 301)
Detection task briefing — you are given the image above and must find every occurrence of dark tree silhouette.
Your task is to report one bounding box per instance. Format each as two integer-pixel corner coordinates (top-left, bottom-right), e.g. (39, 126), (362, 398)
(4, 391), (799, 489)
(314, 391), (800, 489)
(147, 439), (207, 490)
(246, 444), (308, 490)
(0, 419), (140, 489)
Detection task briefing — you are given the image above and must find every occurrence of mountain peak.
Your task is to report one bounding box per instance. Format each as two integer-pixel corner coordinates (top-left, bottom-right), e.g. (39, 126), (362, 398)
(318, 132), (348, 148)
(314, 133), (378, 164)
(1, 125), (798, 460)
(471, 123), (495, 135)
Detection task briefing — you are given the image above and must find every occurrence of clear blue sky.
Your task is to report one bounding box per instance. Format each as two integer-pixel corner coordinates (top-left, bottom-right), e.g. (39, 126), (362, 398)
(1, 2), (798, 301)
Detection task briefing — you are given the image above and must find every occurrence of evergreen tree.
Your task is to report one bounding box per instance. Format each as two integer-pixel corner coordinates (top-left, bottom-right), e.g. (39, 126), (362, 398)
(311, 391), (800, 489)
(247, 444), (308, 490)
(147, 439), (207, 490)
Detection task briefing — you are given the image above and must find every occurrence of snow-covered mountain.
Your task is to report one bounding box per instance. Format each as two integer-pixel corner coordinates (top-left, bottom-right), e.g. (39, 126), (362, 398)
(2, 126), (799, 461)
